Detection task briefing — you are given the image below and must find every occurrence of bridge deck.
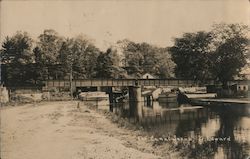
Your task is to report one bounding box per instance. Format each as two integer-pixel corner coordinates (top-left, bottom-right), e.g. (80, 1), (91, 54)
(45, 79), (217, 88)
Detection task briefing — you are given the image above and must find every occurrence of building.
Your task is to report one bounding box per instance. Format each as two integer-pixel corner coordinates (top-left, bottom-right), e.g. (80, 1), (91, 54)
(142, 73), (156, 79)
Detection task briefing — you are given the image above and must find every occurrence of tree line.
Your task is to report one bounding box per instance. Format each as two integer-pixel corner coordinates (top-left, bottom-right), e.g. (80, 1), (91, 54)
(0, 23), (249, 87)
(0, 29), (175, 86)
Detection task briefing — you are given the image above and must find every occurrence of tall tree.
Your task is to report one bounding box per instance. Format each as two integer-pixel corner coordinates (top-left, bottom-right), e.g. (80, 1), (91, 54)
(95, 48), (127, 79)
(36, 29), (63, 64)
(58, 36), (100, 79)
(169, 23), (249, 85)
(154, 47), (175, 78)
(169, 31), (214, 81)
(211, 24), (249, 86)
(1, 31), (33, 64)
(0, 31), (37, 85)
(34, 29), (64, 79)
(118, 40), (174, 78)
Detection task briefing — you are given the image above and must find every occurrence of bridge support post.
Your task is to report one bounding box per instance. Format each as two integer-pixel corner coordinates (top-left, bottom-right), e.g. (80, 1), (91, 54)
(97, 86), (101, 91)
(145, 95), (153, 107)
(128, 86), (141, 117)
(128, 86), (141, 102)
(107, 87), (114, 112)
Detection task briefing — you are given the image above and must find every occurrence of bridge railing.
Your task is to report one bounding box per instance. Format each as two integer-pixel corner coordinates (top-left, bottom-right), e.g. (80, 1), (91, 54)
(45, 79), (217, 88)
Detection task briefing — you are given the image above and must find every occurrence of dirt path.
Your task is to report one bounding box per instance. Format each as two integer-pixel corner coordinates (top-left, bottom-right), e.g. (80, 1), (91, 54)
(0, 101), (166, 159)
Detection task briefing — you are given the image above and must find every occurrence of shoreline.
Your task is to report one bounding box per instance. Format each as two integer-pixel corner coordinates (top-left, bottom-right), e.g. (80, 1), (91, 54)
(82, 100), (181, 158)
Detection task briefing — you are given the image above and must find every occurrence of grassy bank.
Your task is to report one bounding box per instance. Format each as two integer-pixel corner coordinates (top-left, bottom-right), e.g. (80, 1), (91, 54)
(82, 101), (182, 158)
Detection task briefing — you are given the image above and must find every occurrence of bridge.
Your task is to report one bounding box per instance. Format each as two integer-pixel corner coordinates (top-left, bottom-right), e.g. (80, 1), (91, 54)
(44, 79), (249, 89)
(44, 79), (217, 88)
(43, 79), (249, 111)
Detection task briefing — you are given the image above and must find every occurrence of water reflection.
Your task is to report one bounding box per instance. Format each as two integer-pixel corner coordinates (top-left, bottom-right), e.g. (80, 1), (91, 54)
(111, 101), (250, 159)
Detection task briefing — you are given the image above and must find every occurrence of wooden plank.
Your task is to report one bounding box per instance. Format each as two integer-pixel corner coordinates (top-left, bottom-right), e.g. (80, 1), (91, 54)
(47, 81), (53, 87)
(159, 80), (165, 86)
(92, 79), (101, 86)
(75, 80), (81, 87)
(81, 80), (91, 86)
(60, 80), (64, 87)
(117, 80), (123, 86)
(107, 80), (112, 86)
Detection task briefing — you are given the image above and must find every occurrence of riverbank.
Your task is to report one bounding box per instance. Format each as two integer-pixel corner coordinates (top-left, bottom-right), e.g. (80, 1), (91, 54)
(0, 101), (180, 159)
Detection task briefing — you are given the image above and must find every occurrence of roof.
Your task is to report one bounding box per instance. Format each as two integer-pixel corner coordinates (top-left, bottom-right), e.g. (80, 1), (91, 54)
(141, 73), (156, 79)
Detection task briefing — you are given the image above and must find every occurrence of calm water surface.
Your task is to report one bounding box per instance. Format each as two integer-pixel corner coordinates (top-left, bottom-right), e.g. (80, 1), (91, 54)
(101, 100), (250, 159)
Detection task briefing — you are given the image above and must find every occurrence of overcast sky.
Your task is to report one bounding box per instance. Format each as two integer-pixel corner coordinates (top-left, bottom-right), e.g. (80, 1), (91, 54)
(0, 0), (249, 50)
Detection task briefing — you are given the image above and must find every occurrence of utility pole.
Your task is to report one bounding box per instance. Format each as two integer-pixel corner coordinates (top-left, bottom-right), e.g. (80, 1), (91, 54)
(68, 45), (73, 101)
(70, 64), (73, 100)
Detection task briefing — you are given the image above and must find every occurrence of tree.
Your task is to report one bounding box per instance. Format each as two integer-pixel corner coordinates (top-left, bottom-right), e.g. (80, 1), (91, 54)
(169, 23), (249, 85)
(32, 29), (65, 80)
(95, 49), (113, 78)
(36, 29), (63, 65)
(211, 24), (249, 86)
(1, 31), (33, 64)
(154, 47), (175, 78)
(119, 40), (144, 77)
(169, 31), (214, 81)
(95, 48), (127, 79)
(58, 35), (100, 79)
(0, 31), (37, 85)
(33, 46), (51, 81)
(118, 40), (174, 78)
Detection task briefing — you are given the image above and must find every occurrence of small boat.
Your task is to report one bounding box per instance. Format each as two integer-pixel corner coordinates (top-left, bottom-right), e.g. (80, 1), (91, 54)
(185, 93), (217, 99)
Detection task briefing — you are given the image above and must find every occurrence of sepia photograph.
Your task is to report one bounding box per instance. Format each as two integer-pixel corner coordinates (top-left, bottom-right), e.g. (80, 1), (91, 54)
(0, 0), (249, 159)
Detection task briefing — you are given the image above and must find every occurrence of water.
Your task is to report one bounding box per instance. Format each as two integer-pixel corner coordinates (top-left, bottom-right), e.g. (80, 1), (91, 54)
(108, 100), (250, 159)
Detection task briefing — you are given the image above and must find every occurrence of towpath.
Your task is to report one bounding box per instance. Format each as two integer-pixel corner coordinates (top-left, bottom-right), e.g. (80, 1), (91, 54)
(0, 101), (165, 159)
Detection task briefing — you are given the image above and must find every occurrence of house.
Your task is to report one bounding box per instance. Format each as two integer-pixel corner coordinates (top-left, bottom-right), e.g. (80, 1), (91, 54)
(141, 73), (158, 89)
(230, 83), (249, 98)
(233, 84), (248, 92)
(142, 73), (156, 79)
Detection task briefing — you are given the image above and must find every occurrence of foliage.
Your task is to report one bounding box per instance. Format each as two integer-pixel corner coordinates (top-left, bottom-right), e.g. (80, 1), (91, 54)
(36, 29), (63, 65)
(154, 47), (175, 78)
(1, 31), (33, 64)
(118, 40), (175, 78)
(58, 36), (100, 79)
(0, 32), (38, 85)
(1, 23), (248, 87)
(211, 24), (249, 85)
(169, 23), (249, 85)
(95, 48), (127, 79)
(169, 31), (214, 81)
(32, 29), (65, 80)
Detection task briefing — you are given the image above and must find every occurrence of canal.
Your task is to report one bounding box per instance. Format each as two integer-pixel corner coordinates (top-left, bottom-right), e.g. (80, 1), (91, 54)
(97, 99), (250, 159)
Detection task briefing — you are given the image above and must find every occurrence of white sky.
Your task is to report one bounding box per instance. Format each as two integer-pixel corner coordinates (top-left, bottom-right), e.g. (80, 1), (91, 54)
(0, 0), (249, 50)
